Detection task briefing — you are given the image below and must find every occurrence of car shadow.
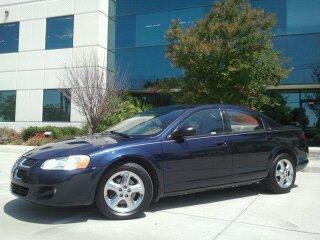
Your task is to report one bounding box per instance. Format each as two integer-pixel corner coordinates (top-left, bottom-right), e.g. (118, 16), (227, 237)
(148, 184), (262, 212)
(4, 183), (293, 224)
(3, 199), (104, 224)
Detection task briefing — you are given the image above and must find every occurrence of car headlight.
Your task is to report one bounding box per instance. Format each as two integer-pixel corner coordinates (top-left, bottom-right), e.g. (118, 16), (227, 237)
(41, 155), (90, 170)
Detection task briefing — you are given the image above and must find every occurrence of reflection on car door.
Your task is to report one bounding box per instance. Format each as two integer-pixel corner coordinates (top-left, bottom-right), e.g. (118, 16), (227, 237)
(162, 108), (233, 193)
(224, 108), (271, 182)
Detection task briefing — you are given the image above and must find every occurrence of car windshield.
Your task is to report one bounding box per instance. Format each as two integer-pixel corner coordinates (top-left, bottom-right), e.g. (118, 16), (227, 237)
(106, 106), (188, 137)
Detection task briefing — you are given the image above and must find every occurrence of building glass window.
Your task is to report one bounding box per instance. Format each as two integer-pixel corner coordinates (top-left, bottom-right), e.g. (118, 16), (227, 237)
(43, 89), (71, 122)
(115, 46), (183, 89)
(115, 0), (214, 16)
(287, 0), (320, 35)
(280, 91), (320, 129)
(46, 15), (74, 50)
(109, 0), (320, 90)
(0, 91), (16, 122)
(0, 22), (19, 54)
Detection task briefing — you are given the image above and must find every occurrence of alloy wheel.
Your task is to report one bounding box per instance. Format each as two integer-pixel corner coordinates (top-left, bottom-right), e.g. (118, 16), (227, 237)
(104, 170), (145, 213)
(275, 159), (294, 189)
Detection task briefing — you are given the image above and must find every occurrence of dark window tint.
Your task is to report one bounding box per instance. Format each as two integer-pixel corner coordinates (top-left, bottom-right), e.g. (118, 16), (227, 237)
(0, 91), (16, 122)
(287, 0), (320, 35)
(112, 7), (205, 49)
(251, 0), (286, 35)
(226, 109), (264, 133)
(179, 109), (224, 136)
(43, 89), (71, 122)
(115, 0), (214, 16)
(0, 22), (19, 54)
(114, 46), (183, 89)
(46, 15), (74, 50)
(265, 118), (282, 129)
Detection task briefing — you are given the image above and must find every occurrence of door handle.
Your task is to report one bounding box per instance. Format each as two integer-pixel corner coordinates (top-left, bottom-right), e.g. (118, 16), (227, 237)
(266, 137), (278, 142)
(215, 142), (228, 148)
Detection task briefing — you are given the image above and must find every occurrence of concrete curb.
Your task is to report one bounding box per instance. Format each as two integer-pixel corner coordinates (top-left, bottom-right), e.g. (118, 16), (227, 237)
(309, 147), (320, 159)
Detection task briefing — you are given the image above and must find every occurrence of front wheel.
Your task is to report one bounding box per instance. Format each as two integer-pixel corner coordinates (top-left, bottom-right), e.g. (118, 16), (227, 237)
(265, 153), (296, 194)
(95, 163), (153, 220)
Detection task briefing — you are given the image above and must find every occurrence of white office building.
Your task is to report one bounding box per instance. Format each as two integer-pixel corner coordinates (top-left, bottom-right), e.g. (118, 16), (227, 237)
(0, 0), (109, 131)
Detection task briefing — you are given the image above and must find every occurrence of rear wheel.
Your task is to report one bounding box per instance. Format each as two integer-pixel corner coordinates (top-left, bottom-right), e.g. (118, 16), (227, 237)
(95, 163), (153, 220)
(265, 153), (296, 194)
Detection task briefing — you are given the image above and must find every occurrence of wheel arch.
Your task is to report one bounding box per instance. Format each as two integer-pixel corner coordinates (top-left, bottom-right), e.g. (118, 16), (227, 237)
(270, 147), (298, 167)
(98, 155), (161, 202)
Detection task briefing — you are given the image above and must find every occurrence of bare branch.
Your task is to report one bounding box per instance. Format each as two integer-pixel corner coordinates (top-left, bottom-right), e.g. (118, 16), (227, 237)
(60, 51), (126, 133)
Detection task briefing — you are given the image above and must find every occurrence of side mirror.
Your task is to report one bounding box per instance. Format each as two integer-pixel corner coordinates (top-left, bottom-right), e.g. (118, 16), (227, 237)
(171, 126), (196, 140)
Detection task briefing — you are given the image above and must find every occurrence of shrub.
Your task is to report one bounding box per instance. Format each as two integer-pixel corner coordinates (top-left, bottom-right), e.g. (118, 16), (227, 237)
(97, 96), (151, 132)
(25, 132), (53, 146)
(0, 128), (23, 145)
(22, 126), (85, 142)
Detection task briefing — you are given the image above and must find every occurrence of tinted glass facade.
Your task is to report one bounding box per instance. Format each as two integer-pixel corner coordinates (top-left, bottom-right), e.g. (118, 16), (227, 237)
(109, 0), (320, 88)
(43, 89), (71, 122)
(108, 0), (320, 135)
(46, 15), (74, 50)
(0, 90), (16, 122)
(0, 22), (19, 54)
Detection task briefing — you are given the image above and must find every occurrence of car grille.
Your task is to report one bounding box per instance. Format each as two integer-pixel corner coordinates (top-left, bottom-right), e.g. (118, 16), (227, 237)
(19, 157), (37, 168)
(11, 183), (29, 197)
(16, 169), (28, 181)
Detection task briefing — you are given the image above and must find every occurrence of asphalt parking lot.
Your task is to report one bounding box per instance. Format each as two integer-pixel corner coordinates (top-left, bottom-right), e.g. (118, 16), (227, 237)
(0, 146), (319, 240)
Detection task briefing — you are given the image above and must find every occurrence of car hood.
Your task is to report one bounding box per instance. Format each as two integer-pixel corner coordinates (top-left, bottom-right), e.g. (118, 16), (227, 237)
(23, 134), (125, 160)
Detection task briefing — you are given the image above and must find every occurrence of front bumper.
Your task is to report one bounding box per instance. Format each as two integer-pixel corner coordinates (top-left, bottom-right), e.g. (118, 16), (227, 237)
(11, 165), (104, 206)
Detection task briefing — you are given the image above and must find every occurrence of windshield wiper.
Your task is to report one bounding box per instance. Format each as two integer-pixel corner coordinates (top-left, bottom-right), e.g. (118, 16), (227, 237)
(105, 130), (130, 138)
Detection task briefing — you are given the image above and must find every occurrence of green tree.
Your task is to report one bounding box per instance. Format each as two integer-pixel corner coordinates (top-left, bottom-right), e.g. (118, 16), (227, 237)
(261, 94), (293, 125)
(161, 0), (289, 109)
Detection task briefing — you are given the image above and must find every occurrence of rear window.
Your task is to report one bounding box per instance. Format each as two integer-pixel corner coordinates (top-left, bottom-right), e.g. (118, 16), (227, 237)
(265, 117), (282, 129)
(225, 109), (265, 133)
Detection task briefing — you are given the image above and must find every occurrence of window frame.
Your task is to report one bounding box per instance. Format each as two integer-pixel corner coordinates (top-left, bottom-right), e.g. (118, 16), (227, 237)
(173, 107), (226, 139)
(222, 108), (266, 134)
(42, 89), (71, 122)
(45, 15), (74, 50)
(0, 21), (20, 54)
(0, 90), (16, 122)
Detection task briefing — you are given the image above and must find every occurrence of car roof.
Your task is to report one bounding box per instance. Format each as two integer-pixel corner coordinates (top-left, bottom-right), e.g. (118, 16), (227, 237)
(155, 104), (258, 112)
(145, 104), (262, 116)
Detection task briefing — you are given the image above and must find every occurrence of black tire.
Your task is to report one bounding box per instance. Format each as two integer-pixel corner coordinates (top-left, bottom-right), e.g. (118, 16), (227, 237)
(265, 153), (296, 194)
(95, 162), (153, 220)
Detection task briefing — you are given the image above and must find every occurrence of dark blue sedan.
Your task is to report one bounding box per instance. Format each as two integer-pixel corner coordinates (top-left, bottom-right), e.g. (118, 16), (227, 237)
(11, 105), (309, 219)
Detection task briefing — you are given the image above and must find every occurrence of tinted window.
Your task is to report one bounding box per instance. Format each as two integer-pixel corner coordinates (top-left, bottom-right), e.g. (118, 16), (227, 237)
(114, 46), (183, 89)
(265, 118), (282, 129)
(287, 0), (320, 35)
(43, 89), (71, 122)
(226, 109), (264, 133)
(287, 33), (320, 68)
(46, 15), (74, 50)
(179, 109), (224, 136)
(115, 0), (214, 16)
(108, 106), (187, 136)
(0, 90), (16, 122)
(0, 22), (19, 54)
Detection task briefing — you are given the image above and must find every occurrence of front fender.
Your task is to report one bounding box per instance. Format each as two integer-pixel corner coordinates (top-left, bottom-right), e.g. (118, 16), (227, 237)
(89, 141), (164, 200)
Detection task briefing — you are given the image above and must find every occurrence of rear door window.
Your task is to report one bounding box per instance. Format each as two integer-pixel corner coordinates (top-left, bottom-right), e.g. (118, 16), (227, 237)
(225, 109), (264, 133)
